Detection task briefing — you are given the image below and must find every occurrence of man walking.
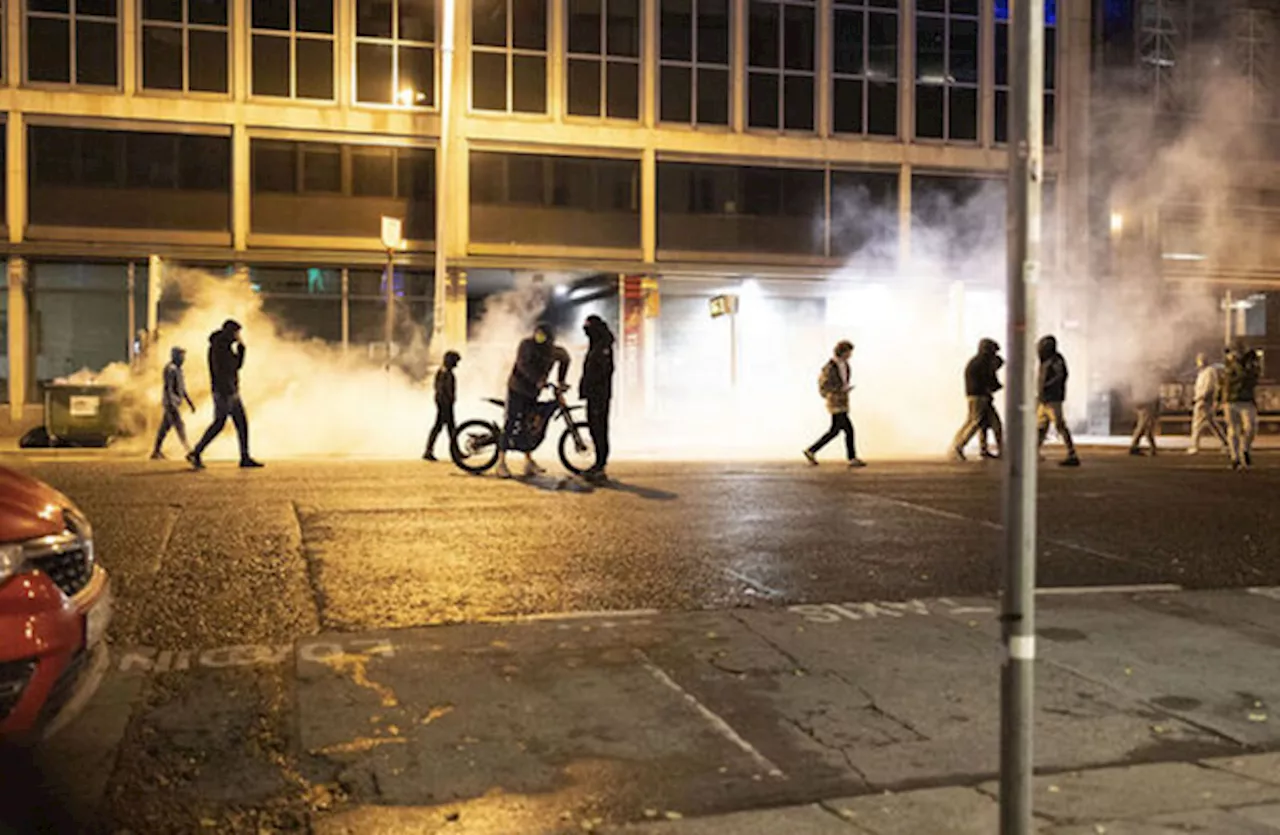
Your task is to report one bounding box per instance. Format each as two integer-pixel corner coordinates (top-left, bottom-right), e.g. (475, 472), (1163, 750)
(579, 315), (615, 482)
(424, 350), (461, 461)
(1187, 352), (1228, 454)
(1128, 373), (1161, 456)
(150, 346), (196, 460)
(951, 338), (1004, 460)
(188, 319), (263, 470)
(804, 340), (866, 468)
(1223, 343), (1261, 470)
(1036, 334), (1081, 467)
(495, 322), (570, 479)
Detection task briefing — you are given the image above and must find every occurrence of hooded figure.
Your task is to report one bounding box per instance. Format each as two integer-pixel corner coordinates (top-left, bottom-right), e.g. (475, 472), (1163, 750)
(150, 346), (197, 460)
(579, 315), (616, 479)
(189, 319), (262, 469)
(1188, 351), (1228, 454)
(1223, 344), (1261, 469)
(951, 338), (1004, 460)
(424, 351), (461, 461)
(1035, 335), (1080, 466)
(496, 323), (571, 478)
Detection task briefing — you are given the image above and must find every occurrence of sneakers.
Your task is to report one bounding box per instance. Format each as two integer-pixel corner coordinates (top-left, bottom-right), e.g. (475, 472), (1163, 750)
(1128, 447), (1145, 456)
(981, 451), (1000, 460)
(950, 448), (966, 462)
(423, 451), (438, 462)
(240, 458), (265, 469)
(524, 459), (547, 477)
(150, 450), (165, 461)
(1186, 447), (1200, 455)
(1245, 451), (1254, 468)
(495, 461), (512, 479)
(803, 449), (818, 466)
(848, 458), (867, 469)
(1060, 455), (1081, 467)
(186, 452), (205, 470)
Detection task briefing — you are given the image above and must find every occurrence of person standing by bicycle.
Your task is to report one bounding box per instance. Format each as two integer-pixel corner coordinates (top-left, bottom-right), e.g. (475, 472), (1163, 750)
(580, 315), (615, 483)
(496, 322), (571, 479)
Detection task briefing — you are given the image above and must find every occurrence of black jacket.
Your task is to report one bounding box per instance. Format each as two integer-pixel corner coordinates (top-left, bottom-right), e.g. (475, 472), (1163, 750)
(208, 329), (245, 397)
(434, 367), (456, 406)
(580, 320), (616, 401)
(508, 338), (570, 399)
(1037, 336), (1068, 403)
(964, 340), (1003, 397)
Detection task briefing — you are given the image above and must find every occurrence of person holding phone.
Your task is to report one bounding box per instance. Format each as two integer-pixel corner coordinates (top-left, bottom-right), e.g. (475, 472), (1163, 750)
(188, 319), (263, 470)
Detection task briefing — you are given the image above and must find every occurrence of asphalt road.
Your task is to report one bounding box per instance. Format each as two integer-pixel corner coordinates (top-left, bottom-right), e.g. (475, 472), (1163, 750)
(3, 448), (1279, 833)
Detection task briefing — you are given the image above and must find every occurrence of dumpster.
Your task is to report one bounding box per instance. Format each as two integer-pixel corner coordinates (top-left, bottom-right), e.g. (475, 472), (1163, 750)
(44, 383), (120, 446)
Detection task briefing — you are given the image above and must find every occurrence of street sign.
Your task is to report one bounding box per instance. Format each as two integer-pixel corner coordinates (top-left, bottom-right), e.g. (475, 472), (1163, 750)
(381, 216), (404, 250)
(709, 294), (739, 318)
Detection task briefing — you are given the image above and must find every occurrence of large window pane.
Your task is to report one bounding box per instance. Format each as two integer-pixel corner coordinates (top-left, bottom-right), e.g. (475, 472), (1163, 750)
(142, 26), (182, 90)
(75, 20), (118, 85)
(400, 46), (434, 105)
(472, 51), (507, 109)
(357, 0), (394, 37)
(28, 17), (71, 82)
(188, 29), (228, 92)
(867, 81), (896, 135)
(748, 72), (779, 127)
(748, 1), (779, 67)
(833, 10), (863, 76)
(512, 0), (546, 49)
(357, 41), (394, 102)
(295, 37), (334, 98)
(698, 68), (729, 124)
(302, 146), (341, 192)
(253, 142), (297, 192)
(568, 0), (601, 53)
(783, 4), (813, 71)
(607, 0), (639, 57)
(915, 84), (943, 137)
(252, 34), (290, 96)
(661, 66), (692, 121)
(568, 58), (601, 115)
(253, 0), (290, 29)
(296, 0), (335, 33)
(472, 0), (506, 46)
(783, 75), (813, 129)
(606, 61), (638, 119)
(698, 0), (729, 63)
(511, 54), (546, 111)
(353, 148), (395, 196)
(661, 0), (692, 61)
(400, 0), (434, 40)
(144, 0), (182, 21)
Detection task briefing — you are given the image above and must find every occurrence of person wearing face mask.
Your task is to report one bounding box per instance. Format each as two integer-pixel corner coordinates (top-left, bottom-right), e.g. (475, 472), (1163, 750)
(495, 322), (570, 479)
(150, 346), (197, 460)
(579, 315), (616, 482)
(424, 350), (461, 461)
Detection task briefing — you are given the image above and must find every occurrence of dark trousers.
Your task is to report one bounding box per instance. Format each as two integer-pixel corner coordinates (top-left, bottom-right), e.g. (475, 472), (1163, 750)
(426, 403), (456, 456)
(809, 412), (856, 460)
(153, 405), (189, 454)
(501, 389), (536, 452)
(586, 396), (611, 471)
(193, 392), (250, 460)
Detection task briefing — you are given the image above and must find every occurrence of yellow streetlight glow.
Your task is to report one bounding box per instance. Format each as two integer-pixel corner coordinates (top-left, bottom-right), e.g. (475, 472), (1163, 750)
(1109, 211), (1124, 236)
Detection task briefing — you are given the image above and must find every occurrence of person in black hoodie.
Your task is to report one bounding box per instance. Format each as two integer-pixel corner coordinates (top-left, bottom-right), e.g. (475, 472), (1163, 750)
(1035, 334), (1080, 467)
(579, 315), (615, 482)
(495, 322), (570, 479)
(424, 351), (461, 461)
(951, 338), (1003, 460)
(188, 319), (263, 469)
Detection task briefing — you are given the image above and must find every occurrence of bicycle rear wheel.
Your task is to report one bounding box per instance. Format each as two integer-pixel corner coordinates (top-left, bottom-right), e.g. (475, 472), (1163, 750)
(558, 422), (596, 475)
(452, 420), (501, 473)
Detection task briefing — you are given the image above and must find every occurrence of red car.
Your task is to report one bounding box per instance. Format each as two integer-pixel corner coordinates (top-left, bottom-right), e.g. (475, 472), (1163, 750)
(0, 467), (111, 742)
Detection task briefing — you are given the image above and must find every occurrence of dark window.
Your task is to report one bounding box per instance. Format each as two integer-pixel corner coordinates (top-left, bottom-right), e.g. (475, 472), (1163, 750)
(27, 0), (119, 86)
(830, 168), (898, 257)
(748, 0), (815, 130)
(252, 141), (297, 192)
(566, 0), (640, 119)
(301, 145), (341, 193)
(354, 147), (395, 196)
(659, 0), (730, 126)
(251, 0), (336, 99)
(472, 0), (547, 112)
(142, 0), (230, 94)
(993, 2), (1056, 145)
(914, 0), (978, 141)
(355, 0), (436, 106)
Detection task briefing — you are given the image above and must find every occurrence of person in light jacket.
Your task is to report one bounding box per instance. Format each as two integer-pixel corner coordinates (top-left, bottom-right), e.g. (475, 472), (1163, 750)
(951, 338), (1004, 460)
(803, 340), (866, 468)
(1187, 352), (1228, 454)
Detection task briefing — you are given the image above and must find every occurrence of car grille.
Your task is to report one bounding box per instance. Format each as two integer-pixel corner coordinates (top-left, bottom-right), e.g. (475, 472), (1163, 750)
(0, 659), (36, 721)
(30, 548), (92, 597)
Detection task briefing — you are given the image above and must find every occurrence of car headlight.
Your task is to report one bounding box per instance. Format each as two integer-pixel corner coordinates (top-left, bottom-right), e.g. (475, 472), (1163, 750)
(0, 543), (25, 584)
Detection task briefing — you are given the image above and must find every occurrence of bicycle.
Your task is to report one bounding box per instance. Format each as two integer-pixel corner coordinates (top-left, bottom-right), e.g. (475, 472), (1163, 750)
(451, 384), (597, 475)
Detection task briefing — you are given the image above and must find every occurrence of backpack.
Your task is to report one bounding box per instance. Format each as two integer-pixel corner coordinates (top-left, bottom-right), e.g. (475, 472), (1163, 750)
(817, 362), (834, 397)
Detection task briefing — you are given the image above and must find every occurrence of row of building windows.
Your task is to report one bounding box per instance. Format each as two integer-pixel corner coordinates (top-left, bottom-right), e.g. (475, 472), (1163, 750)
(12, 0), (1056, 142)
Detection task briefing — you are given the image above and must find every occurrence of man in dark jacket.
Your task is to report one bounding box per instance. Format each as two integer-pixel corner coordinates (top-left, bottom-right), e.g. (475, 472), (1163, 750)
(151, 346), (196, 460)
(1223, 343), (1261, 470)
(579, 315), (615, 482)
(495, 322), (570, 479)
(424, 350), (461, 461)
(188, 319), (263, 469)
(951, 338), (1003, 461)
(1035, 334), (1080, 466)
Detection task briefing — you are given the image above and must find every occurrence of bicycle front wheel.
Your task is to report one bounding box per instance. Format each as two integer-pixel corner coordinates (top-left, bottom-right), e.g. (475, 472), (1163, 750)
(452, 420), (502, 473)
(558, 422), (596, 475)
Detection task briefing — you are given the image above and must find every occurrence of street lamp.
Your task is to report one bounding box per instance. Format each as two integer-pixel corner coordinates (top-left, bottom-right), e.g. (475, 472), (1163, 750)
(433, 0), (458, 354)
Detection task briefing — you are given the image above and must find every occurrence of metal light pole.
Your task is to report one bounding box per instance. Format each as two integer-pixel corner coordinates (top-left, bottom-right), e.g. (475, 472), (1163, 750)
(1001, 0), (1045, 832)
(433, 0), (457, 353)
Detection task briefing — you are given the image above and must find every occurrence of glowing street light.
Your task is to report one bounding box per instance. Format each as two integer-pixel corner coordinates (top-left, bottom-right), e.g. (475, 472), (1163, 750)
(395, 87), (419, 107)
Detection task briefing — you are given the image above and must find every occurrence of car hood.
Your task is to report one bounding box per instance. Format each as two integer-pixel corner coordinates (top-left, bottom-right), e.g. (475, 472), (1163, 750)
(0, 467), (73, 543)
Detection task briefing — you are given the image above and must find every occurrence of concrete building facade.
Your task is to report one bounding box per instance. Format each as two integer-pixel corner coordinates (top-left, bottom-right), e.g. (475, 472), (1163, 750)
(0, 0), (1095, 425)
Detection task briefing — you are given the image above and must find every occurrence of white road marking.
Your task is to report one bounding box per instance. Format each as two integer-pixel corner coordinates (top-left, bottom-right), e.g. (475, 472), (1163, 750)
(1248, 587), (1280, 601)
(724, 568), (784, 599)
(634, 649), (785, 780)
(479, 608), (661, 624)
(1036, 584), (1183, 596)
(115, 638), (396, 674)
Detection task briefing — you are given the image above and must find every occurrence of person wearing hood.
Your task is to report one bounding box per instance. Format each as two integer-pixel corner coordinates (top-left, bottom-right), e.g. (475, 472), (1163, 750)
(495, 322), (570, 479)
(188, 319), (263, 469)
(1223, 343), (1261, 470)
(1127, 371), (1162, 456)
(579, 315), (615, 482)
(424, 351), (461, 461)
(804, 340), (866, 468)
(1036, 335), (1080, 466)
(1188, 351), (1228, 454)
(150, 346), (196, 460)
(951, 338), (1004, 461)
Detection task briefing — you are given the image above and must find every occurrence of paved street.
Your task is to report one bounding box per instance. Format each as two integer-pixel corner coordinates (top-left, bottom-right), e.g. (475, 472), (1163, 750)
(4, 449), (1280, 833)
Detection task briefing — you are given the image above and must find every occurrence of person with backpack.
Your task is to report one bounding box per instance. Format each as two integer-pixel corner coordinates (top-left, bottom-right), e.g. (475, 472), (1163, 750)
(951, 338), (1004, 460)
(1223, 343), (1261, 470)
(424, 351), (461, 461)
(803, 340), (866, 468)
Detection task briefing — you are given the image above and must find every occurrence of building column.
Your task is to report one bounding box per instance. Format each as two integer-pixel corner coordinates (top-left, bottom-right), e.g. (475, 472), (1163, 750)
(732, 0), (747, 132)
(898, 163), (912, 265)
(7, 111), (26, 245)
(444, 268), (468, 350)
(232, 124), (250, 252)
(898, 0), (915, 141)
(641, 147), (656, 264)
(7, 258), (28, 420)
(147, 255), (164, 340)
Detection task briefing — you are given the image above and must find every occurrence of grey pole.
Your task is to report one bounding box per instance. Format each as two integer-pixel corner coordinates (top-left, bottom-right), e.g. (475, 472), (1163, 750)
(384, 250), (395, 368)
(126, 261), (136, 362)
(1001, 0), (1045, 832)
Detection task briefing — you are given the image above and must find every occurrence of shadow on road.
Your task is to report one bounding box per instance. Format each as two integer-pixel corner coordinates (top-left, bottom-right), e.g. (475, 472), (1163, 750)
(599, 480), (679, 501)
